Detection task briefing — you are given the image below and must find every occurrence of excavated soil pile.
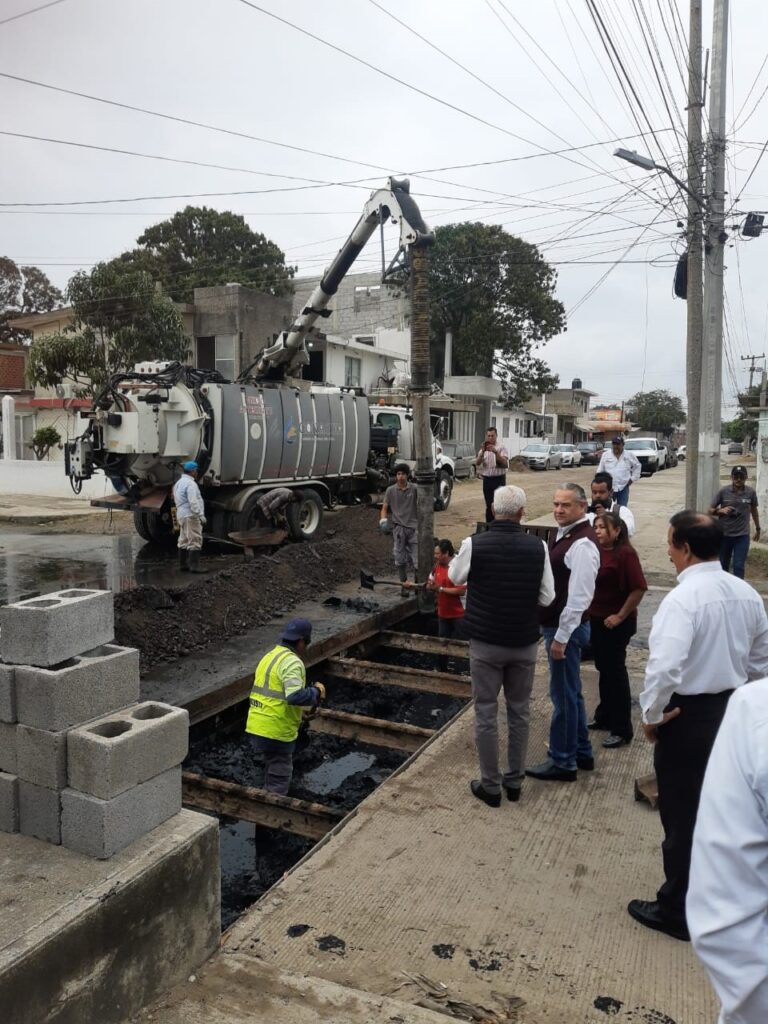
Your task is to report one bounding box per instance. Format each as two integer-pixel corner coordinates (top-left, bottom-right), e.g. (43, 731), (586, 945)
(114, 506), (394, 674)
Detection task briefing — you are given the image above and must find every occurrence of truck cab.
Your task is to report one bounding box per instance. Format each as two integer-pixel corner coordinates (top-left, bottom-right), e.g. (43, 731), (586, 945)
(370, 405), (455, 509)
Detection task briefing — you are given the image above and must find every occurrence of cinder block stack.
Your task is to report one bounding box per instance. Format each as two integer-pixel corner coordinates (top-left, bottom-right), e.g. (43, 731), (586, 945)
(0, 589), (188, 858)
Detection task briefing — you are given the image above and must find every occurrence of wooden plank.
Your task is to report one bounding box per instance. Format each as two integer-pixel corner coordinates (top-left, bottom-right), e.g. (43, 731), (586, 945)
(309, 708), (434, 752)
(181, 772), (343, 840)
(324, 657), (471, 699)
(378, 630), (469, 659)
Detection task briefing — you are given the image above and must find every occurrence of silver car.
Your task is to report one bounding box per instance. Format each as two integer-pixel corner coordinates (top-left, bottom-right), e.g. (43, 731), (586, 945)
(519, 443), (563, 471)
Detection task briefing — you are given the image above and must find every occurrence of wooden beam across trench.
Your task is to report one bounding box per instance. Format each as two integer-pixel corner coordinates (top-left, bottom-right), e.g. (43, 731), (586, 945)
(182, 772), (344, 840)
(377, 630), (470, 660)
(309, 708), (433, 752)
(323, 657), (471, 699)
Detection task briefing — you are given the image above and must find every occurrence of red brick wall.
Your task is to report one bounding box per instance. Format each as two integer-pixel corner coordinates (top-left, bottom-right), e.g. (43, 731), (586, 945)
(0, 347), (27, 390)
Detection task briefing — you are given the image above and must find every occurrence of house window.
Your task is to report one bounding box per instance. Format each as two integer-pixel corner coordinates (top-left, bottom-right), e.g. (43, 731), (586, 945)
(214, 335), (236, 380)
(354, 335), (375, 346)
(491, 416), (497, 429)
(15, 413), (36, 460)
(514, 418), (520, 433)
(344, 356), (362, 388)
(502, 416), (510, 437)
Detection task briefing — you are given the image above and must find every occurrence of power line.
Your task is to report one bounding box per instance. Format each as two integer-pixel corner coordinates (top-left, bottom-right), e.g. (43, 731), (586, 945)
(0, 0), (67, 26)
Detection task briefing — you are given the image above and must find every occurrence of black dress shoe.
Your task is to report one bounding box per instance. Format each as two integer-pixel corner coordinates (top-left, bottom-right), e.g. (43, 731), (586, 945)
(470, 780), (501, 807)
(577, 756), (595, 771)
(525, 761), (577, 782)
(602, 734), (631, 749)
(627, 899), (690, 942)
(587, 720), (608, 731)
(504, 785), (521, 802)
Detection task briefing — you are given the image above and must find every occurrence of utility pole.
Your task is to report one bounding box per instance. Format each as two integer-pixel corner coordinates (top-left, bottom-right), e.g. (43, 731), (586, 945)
(742, 353), (765, 392)
(409, 243), (435, 600)
(696, 0), (729, 510)
(685, 0), (704, 508)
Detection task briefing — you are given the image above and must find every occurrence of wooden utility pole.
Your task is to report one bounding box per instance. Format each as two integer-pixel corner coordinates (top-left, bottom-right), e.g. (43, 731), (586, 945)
(409, 243), (435, 597)
(685, 0), (704, 508)
(742, 353), (765, 392)
(696, 0), (729, 509)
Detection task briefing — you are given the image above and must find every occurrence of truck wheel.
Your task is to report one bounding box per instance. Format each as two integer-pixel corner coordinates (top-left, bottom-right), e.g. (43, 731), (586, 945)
(286, 490), (324, 542)
(145, 510), (177, 547)
(133, 509), (154, 543)
(437, 471), (453, 511)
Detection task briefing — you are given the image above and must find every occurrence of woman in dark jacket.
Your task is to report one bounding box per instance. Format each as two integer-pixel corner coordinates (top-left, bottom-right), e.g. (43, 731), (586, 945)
(588, 509), (648, 748)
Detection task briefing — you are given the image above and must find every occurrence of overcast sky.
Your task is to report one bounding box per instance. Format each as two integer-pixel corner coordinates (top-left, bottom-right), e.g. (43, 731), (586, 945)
(1, 0), (766, 415)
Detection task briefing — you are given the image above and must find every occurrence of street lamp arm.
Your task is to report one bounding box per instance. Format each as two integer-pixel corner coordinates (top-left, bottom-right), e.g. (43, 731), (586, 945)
(614, 147), (704, 209)
(652, 164), (704, 208)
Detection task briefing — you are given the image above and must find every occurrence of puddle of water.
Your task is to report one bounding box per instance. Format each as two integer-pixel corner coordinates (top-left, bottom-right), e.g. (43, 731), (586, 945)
(299, 752), (376, 795)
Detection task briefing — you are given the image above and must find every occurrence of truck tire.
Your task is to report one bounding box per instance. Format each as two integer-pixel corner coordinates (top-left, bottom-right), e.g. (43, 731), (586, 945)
(145, 510), (176, 547)
(437, 470), (453, 511)
(133, 509), (154, 543)
(286, 490), (324, 542)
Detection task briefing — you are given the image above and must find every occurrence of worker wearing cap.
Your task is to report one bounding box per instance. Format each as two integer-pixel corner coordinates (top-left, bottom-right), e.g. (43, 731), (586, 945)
(245, 618), (326, 795)
(597, 437), (641, 507)
(172, 461), (207, 574)
(709, 465), (761, 579)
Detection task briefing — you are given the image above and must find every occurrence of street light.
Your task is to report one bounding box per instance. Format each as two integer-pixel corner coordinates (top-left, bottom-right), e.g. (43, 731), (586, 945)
(614, 148), (703, 208)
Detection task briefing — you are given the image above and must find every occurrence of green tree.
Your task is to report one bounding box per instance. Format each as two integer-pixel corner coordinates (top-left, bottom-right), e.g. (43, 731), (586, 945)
(117, 206), (296, 302)
(625, 389), (686, 435)
(27, 261), (189, 396)
(28, 425), (62, 461)
(427, 223), (565, 407)
(0, 257), (64, 343)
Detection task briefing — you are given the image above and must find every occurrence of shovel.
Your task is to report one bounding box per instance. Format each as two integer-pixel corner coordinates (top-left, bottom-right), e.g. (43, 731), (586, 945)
(360, 570), (426, 591)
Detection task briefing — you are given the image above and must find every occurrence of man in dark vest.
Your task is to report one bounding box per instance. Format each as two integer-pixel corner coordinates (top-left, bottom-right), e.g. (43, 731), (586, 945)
(450, 485), (555, 807)
(527, 483), (600, 782)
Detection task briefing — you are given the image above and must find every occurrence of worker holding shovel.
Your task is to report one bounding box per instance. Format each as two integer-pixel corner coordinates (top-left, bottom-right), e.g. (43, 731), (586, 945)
(380, 463), (418, 595)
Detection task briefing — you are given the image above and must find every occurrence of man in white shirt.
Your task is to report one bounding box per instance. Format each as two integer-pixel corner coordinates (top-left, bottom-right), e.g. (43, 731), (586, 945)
(629, 511), (768, 942)
(172, 460), (207, 574)
(597, 437), (641, 507)
(475, 426), (509, 523)
(526, 483), (600, 782)
(450, 486), (555, 806)
(688, 679), (768, 1024)
(586, 472), (636, 536)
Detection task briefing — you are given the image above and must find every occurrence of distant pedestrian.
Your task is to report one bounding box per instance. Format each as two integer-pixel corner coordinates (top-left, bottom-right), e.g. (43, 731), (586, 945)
(597, 437), (641, 507)
(708, 464), (761, 579)
(172, 460), (207, 574)
(526, 483), (599, 783)
(587, 472), (636, 536)
(688, 679), (768, 1023)
(588, 509), (648, 749)
(628, 511), (768, 943)
(451, 485), (554, 806)
(427, 539), (466, 671)
(380, 463), (418, 587)
(475, 426), (509, 523)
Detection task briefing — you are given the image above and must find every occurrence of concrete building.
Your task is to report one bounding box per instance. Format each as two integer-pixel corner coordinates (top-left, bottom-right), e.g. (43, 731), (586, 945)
(524, 379), (599, 444)
(0, 343), (34, 459)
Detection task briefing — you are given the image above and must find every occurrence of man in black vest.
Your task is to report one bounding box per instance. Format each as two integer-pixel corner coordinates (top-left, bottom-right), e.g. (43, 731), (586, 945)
(527, 483), (600, 782)
(450, 485), (555, 807)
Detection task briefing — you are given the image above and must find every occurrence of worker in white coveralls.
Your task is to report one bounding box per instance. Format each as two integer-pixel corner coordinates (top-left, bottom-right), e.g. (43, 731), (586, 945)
(172, 460), (206, 574)
(245, 618), (326, 795)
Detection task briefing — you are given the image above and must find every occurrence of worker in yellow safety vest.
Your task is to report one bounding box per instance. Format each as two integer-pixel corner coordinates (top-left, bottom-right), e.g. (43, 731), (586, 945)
(245, 618), (326, 794)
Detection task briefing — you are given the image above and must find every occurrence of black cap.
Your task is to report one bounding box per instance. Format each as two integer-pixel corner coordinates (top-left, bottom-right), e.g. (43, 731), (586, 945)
(612, 436), (624, 445)
(731, 465), (748, 478)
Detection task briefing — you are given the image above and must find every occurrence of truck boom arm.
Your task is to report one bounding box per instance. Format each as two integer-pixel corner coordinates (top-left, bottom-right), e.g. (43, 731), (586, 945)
(253, 177), (433, 379)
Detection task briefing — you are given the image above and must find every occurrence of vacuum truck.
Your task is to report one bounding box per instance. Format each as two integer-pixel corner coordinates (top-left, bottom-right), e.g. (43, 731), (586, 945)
(64, 178), (449, 544)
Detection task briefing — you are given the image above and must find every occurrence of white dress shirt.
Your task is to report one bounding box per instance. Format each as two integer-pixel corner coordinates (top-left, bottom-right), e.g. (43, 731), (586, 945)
(640, 561), (768, 725)
(450, 534), (555, 607)
(552, 517), (601, 644)
(688, 679), (768, 1024)
(587, 500), (636, 537)
(597, 449), (641, 492)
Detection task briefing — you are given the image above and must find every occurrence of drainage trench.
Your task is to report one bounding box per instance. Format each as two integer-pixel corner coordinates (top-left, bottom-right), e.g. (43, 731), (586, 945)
(181, 613), (471, 930)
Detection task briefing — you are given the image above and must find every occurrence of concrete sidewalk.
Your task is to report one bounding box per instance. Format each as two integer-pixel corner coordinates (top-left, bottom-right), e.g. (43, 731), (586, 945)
(0, 493), (111, 522)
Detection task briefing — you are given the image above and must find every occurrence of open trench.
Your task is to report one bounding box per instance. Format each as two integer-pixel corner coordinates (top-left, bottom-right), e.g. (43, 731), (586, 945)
(182, 612), (471, 931)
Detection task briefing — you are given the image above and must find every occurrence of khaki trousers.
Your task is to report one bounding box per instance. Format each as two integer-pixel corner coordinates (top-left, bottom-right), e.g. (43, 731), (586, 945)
(177, 515), (203, 550)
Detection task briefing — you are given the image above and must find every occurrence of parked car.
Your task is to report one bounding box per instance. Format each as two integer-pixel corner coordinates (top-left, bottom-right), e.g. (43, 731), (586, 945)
(659, 441), (678, 469)
(519, 442), (563, 471)
(677, 445), (687, 461)
(624, 437), (666, 475)
(727, 441), (744, 455)
(438, 440), (476, 480)
(551, 443), (582, 467)
(576, 441), (604, 465)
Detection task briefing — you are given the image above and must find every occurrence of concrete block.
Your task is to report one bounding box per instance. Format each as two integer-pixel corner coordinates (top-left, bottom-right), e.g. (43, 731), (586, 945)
(16, 725), (67, 790)
(0, 589), (114, 667)
(0, 722), (17, 774)
(62, 766), (182, 859)
(67, 701), (188, 800)
(0, 772), (19, 832)
(15, 644), (139, 732)
(0, 663), (16, 722)
(19, 780), (61, 844)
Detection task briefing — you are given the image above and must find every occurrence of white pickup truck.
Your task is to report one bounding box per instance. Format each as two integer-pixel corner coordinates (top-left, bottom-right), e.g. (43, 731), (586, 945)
(370, 404), (456, 508)
(624, 437), (666, 475)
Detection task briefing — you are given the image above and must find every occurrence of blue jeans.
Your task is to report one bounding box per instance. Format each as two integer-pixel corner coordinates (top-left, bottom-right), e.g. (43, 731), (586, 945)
(719, 534), (750, 579)
(542, 622), (593, 771)
(614, 484), (630, 507)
